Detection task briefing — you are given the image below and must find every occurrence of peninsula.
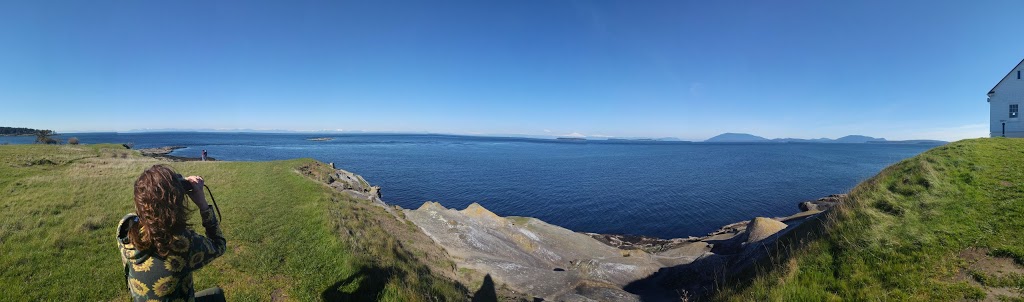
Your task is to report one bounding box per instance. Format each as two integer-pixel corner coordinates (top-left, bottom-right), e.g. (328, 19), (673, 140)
(0, 126), (46, 136)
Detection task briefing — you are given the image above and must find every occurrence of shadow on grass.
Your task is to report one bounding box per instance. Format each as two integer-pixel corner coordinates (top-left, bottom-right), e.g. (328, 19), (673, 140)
(320, 266), (498, 302)
(321, 265), (404, 302)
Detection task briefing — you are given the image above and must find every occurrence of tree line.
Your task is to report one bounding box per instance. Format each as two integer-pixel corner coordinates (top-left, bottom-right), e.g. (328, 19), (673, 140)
(1, 126), (80, 145)
(0, 127), (68, 144)
(0, 127), (45, 136)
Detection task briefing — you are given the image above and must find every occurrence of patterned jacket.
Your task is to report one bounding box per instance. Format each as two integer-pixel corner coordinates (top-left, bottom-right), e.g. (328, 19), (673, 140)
(116, 208), (227, 301)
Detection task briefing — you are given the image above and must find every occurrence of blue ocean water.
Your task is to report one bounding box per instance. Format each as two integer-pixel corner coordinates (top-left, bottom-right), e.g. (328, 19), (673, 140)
(0, 132), (939, 238)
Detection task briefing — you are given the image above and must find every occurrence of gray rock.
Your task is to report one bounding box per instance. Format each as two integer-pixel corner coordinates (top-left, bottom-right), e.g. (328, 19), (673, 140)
(744, 217), (787, 244)
(404, 202), (674, 301)
(797, 194), (847, 212)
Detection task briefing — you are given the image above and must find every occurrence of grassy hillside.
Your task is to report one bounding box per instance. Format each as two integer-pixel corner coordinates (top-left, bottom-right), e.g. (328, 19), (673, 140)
(716, 138), (1024, 301)
(0, 144), (467, 301)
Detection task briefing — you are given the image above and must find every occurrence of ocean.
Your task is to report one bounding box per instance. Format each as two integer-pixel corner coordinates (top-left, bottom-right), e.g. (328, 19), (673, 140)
(1, 132), (940, 238)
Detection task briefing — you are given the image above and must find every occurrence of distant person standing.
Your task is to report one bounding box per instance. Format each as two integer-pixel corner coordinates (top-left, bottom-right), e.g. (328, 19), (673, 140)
(201, 150), (207, 161)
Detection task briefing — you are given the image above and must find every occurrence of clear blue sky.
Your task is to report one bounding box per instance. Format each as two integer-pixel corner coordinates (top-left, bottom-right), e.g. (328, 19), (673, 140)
(2, 1), (1020, 141)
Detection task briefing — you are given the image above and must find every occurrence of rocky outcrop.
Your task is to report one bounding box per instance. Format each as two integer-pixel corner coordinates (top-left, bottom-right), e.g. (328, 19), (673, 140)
(744, 217), (788, 244)
(312, 163), (851, 301)
(798, 194), (846, 212)
(325, 169), (383, 204)
(300, 162), (853, 300)
(626, 194), (848, 300)
(405, 202), (663, 301)
(584, 233), (699, 254)
(138, 146), (215, 161)
(403, 194), (848, 301)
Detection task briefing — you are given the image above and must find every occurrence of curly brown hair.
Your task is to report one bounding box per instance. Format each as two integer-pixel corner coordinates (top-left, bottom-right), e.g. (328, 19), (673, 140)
(129, 164), (193, 257)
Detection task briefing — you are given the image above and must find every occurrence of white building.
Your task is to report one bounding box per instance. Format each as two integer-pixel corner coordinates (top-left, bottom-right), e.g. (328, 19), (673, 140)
(990, 58), (1024, 137)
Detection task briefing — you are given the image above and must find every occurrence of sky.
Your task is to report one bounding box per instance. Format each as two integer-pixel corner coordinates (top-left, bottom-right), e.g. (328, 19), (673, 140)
(1, 1), (1021, 141)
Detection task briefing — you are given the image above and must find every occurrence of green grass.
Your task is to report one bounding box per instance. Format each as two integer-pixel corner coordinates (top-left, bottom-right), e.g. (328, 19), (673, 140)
(0, 144), (466, 301)
(969, 270), (1024, 289)
(715, 138), (1024, 301)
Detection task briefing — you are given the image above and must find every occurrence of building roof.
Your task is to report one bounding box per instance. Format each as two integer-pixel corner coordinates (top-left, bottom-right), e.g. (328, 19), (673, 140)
(989, 57), (1024, 96)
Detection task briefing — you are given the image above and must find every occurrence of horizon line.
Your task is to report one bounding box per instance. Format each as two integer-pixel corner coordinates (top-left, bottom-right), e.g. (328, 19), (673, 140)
(15, 128), (955, 143)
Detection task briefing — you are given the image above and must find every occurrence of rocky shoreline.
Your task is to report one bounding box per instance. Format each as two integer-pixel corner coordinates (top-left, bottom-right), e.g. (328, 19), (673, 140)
(295, 162), (851, 301)
(137, 146), (216, 162)
(400, 191), (848, 301)
(587, 194), (847, 253)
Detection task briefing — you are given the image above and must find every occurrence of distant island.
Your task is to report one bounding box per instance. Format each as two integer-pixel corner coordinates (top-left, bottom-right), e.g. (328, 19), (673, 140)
(0, 127), (45, 136)
(704, 133), (945, 144)
(608, 138), (655, 141)
(607, 137), (686, 142)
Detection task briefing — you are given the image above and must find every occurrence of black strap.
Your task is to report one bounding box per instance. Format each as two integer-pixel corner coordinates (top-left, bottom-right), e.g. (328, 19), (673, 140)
(204, 184), (222, 222)
(123, 218), (134, 296)
(124, 262), (131, 295)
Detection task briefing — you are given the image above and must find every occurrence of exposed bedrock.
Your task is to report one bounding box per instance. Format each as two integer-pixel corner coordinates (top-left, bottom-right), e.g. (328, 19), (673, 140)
(403, 194), (847, 301)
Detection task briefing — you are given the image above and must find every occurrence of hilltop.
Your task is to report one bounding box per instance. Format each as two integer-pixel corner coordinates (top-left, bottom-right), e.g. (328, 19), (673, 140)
(713, 138), (1024, 301)
(705, 133), (771, 142)
(833, 134), (887, 143)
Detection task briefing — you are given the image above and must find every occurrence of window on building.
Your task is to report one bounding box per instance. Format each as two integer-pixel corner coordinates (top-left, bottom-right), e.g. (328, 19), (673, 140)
(1012, 104), (1019, 118)
(1018, 70), (1021, 79)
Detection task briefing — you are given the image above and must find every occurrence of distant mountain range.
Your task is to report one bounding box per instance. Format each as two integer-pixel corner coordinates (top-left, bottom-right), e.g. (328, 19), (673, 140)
(705, 133), (945, 144)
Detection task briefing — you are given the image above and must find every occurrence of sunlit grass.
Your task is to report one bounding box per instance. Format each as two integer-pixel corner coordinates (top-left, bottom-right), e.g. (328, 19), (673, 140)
(0, 144), (465, 301)
(716, 138), (1024, 301)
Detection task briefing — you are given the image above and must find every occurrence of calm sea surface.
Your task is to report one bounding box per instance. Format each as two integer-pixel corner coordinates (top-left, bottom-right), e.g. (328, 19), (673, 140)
(1, 132), (940, 238)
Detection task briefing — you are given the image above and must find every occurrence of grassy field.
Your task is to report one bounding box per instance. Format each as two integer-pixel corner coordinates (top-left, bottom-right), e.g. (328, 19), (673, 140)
(0, 144), (467, 301)
(12, 138), (1023, 301)
(715, 138), (1024, 301)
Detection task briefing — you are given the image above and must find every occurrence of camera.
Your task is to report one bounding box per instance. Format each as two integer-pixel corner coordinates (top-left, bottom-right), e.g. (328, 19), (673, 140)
(174, 173), (221, 221)
(174, 174), (195, 193)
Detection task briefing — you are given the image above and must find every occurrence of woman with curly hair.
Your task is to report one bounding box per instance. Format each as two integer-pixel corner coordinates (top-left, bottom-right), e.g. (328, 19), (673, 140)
(116, 164), (227, 301)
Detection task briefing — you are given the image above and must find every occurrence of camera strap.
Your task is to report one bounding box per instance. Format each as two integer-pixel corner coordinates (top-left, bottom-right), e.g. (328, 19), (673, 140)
(204, 184), (222, 222)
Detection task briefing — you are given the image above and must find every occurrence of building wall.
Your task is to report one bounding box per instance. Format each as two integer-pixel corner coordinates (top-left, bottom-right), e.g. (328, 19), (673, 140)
(990, 61), (1024, 137)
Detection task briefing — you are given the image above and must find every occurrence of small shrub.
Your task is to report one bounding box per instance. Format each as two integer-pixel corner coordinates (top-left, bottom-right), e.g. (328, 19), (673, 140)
(67, 137), (79, 145)
(34, 129), (55, 144)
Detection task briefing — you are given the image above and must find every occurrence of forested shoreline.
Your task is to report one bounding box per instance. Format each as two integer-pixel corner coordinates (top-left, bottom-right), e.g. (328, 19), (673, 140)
(0, 127), (44, 136)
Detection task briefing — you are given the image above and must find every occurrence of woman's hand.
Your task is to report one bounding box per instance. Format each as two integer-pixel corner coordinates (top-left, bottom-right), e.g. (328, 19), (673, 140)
(185, 176), (209, 210)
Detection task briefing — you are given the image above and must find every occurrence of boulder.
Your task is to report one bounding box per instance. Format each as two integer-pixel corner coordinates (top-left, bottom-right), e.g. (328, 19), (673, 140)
(797, 194), (847, 212)
(798, 201), (819, 212)
(744, 217), (787, 244)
